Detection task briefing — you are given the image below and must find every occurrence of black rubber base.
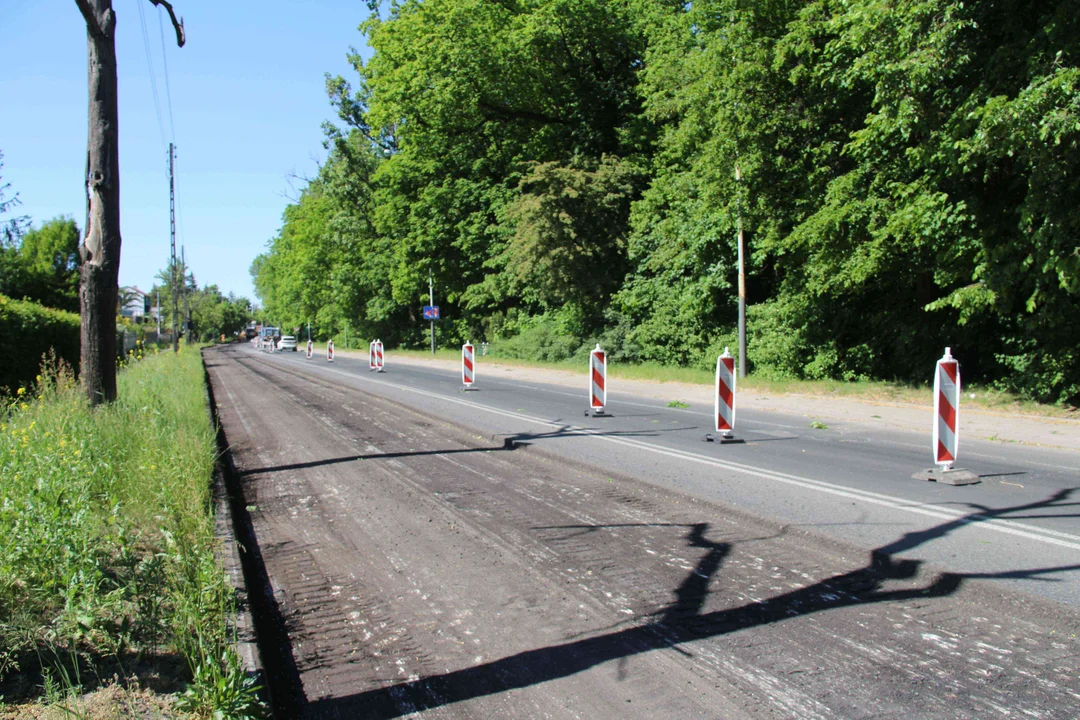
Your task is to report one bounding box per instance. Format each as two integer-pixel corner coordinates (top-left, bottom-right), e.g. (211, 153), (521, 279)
(704, 433), (744, 444)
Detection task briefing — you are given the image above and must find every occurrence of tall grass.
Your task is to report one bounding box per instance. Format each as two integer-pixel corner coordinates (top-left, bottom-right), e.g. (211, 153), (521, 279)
(0, 348), (262, 717)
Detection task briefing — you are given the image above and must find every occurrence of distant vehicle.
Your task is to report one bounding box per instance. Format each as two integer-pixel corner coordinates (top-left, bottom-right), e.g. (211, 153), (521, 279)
(243, 325), (258, 340)
(259, 326), (280, 351)
(277, 335), (298, 352)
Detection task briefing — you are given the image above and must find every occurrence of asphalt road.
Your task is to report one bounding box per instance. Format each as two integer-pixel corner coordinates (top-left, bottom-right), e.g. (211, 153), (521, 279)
(206, 344), (1080, 719)
(266, 344), (1080, 607)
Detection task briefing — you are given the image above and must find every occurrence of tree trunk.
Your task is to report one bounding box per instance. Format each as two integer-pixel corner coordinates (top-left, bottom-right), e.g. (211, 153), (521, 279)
(76, 0), (121, 406)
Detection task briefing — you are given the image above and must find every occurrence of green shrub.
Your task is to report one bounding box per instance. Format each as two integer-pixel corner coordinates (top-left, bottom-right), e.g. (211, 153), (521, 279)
(490, 312), (586, 363)
(0, 293), (80, 395)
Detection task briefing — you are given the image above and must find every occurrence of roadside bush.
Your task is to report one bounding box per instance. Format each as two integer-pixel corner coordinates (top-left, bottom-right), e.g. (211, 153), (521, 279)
(490, 312), (585, 363)
(0, 293), (79, 395)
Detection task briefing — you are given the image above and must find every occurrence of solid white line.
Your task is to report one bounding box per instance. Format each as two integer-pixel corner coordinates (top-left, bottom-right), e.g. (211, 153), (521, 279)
(274, 353), (1080, 553)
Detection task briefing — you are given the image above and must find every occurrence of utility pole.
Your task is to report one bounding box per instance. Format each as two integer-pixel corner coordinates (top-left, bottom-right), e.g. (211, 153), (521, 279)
(155, 290), (160, 335)
(169, 142), (179, 353)
(181, 245), (192, 344)
(75, 0), (184, 404)
(429, 271), (436, 354)
(736, 163), (747, 379)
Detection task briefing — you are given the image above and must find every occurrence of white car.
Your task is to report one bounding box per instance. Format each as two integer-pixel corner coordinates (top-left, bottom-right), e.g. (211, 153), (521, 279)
(277, 335), (298, 352)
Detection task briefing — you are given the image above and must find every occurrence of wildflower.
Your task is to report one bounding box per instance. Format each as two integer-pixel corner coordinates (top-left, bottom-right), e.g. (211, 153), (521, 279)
(16, 387), (25, 396)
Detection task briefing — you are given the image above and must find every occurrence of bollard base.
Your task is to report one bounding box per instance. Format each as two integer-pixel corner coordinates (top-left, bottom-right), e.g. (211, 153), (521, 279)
(912, 467), (980, 485)
(585, 408), (609, 417)
(704, 433), (745, 445)
(459, 385), (477, 392)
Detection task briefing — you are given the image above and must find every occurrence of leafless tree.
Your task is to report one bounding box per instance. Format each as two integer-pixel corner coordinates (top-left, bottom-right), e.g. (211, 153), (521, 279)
(73, 0), (184, 405)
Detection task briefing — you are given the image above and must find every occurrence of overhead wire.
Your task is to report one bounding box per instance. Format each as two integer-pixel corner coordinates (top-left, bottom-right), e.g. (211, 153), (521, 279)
(157, 7), (177, 143)
(155, 6), (190, 287)
(136, 0), (168, 151)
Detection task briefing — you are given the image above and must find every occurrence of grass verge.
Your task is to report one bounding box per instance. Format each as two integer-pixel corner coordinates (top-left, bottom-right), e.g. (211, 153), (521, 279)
(0, 348), (263, 718)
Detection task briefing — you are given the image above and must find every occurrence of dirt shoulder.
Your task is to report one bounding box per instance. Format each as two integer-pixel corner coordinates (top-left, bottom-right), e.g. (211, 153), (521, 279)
(332, 348), (1080, 452)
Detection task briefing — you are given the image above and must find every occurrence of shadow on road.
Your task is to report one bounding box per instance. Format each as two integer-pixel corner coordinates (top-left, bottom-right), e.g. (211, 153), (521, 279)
(298, 489), (1080, 718)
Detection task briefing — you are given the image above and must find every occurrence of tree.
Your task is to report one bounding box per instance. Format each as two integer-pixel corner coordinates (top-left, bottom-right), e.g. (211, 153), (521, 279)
(0, 151), (30, 246)
(7, 218), (82, 312)
(73, 0), (184, 405)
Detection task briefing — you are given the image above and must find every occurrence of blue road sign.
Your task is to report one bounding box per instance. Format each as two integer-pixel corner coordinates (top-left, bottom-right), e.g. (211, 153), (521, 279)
(423, 305), (441, 320)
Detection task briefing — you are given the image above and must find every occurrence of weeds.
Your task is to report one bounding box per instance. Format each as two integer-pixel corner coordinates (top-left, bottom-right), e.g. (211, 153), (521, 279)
(666, 400), (690, 409)
(0, 348), (264, 717)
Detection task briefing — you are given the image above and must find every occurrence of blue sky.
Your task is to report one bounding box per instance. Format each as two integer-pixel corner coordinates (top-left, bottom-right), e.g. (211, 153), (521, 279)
(1, 0), (372, 303)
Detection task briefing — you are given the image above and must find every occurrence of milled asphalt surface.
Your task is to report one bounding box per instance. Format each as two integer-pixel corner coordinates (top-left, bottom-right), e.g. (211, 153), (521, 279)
(270, 345), (1080, 607)
(207, 344), (1080, 719)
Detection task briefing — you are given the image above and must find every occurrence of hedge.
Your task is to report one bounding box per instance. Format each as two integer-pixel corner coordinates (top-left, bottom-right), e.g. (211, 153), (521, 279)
(0, 293), (80, 395)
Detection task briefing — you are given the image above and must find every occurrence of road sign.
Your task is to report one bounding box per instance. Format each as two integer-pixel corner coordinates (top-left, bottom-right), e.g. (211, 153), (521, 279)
(423, 305), (441, 320)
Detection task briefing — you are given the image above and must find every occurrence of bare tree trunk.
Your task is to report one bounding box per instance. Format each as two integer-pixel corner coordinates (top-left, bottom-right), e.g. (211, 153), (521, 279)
(75, 0), (120, 406)
(74, 0), (184, 406)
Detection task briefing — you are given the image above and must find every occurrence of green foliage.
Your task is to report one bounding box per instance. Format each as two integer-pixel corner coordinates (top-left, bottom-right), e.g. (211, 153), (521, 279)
(489, 311), (588, 363)
(151, 263), (254, 343)
(0, 294), (80, 395)
(0, 217), (81, 313)
(501, 157), (643, 320)
(254, 0), (1080, 405)
(0, 348), (262, 716)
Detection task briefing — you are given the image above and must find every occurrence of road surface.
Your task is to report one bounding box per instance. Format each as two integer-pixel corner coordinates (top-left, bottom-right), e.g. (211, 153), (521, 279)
(205, 344), (1080, 718)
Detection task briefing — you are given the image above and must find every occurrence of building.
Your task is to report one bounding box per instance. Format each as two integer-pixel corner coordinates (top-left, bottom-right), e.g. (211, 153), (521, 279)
(119, 286), (151, 322)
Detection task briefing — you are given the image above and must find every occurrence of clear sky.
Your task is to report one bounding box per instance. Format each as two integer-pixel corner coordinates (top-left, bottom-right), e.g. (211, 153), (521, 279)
(1, 0), (371, 303)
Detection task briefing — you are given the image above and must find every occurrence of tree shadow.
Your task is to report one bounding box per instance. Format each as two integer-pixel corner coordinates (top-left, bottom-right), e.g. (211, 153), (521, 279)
(301, 488), (1080, 718)
(238, 443), (518, 477)
(239, 422), (699, 478)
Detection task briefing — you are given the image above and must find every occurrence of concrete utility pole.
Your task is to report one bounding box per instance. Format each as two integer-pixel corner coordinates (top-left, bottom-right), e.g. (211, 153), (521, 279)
(169, 143), (179, 353)
(429, 271), (436, 355)
(736, 163), (747, 379)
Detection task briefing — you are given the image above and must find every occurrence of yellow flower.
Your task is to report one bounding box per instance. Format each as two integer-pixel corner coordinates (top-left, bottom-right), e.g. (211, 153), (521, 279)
(19, 403), (28, 411)
(16, 387), (25, 396)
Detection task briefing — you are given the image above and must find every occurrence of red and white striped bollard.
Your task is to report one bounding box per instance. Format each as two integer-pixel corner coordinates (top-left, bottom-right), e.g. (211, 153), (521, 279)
(934, 347), (959, 468)
(374, 339), (384, 372)
(914, 347), (977, 484)
(462, 341), (475, 389)
(327, 339), (334, 362)
(586, 344), (607, 416)
(306, 339), (313, 359)
(706, 348), (744, 444)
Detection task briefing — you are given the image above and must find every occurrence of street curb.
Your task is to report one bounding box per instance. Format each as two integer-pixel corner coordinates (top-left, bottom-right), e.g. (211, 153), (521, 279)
(201, 352), (265, 704)
(203, 349), (307, 717)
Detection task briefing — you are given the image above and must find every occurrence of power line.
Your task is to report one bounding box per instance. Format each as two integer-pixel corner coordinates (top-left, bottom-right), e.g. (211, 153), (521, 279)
(136, 0), (168, 150)
(157, 6), (177, 142)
